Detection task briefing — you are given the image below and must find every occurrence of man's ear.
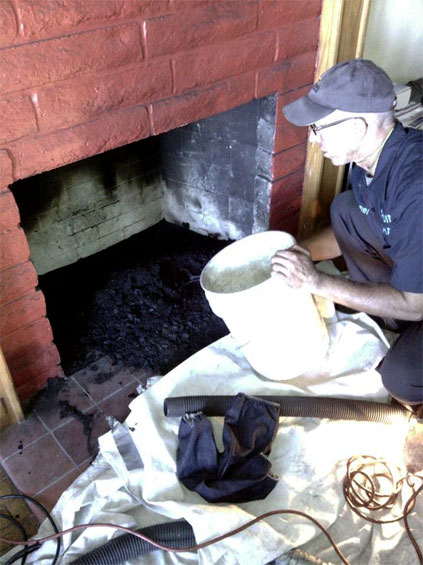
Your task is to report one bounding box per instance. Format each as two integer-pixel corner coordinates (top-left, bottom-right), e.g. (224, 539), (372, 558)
(354, 116), (368, 138)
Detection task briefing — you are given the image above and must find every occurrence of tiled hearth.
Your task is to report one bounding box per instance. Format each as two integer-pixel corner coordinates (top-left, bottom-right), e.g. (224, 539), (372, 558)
(0, 356), (148, 557)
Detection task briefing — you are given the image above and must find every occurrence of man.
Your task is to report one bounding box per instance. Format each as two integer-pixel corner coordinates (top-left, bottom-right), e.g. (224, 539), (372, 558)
(271, 59), (423, 409)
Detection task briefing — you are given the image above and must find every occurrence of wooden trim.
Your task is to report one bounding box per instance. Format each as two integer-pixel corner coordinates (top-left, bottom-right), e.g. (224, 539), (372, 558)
(0, 348), (24, 430)
(298, 0), (371, 239)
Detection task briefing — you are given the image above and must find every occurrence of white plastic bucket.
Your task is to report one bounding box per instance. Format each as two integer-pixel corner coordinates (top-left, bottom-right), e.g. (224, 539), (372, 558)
(200, 231), (329, 380)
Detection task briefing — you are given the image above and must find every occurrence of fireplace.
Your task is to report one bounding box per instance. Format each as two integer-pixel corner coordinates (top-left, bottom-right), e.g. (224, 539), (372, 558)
(0, 0), (321, 400)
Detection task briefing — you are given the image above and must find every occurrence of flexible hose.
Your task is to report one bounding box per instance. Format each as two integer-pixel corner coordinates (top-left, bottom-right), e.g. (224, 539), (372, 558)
(71, 519), (195, 564)
(163, 395), (410, 423)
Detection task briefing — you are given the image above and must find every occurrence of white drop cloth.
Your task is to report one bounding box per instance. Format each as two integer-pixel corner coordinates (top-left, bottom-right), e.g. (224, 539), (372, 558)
(7, 310), (421, 565)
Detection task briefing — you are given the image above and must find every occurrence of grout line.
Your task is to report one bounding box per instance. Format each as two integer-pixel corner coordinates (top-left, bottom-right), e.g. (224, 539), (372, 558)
(33, 466), (79, 498)
(49, 429), (81, 469)
(70, 375), (103, 408)
(1, 429), (50, 464)
(76, 456), (94, 472)
(71, 376), (116, 426)
(34, 409), (73, 433)
(0, 411), (52, 462)
(34, 410), (51, 433)
(97, 379), (141, 406)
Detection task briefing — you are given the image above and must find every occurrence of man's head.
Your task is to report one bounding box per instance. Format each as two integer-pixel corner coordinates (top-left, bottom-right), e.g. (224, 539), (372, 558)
(282, 59), (396, 168)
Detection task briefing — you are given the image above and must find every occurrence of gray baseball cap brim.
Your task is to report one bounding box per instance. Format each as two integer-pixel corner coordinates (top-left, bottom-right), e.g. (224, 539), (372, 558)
(282, 96), (334, 126)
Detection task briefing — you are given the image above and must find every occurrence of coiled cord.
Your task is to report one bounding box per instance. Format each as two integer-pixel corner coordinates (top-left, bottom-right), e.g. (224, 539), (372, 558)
(343, 455), (423, 564)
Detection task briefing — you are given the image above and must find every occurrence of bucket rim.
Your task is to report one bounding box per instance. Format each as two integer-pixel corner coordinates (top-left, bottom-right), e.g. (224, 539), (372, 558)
(200, 230), (296, 294)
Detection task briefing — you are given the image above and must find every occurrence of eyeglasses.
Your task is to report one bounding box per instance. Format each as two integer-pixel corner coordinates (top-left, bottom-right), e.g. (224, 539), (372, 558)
(309, 117), (366, 136)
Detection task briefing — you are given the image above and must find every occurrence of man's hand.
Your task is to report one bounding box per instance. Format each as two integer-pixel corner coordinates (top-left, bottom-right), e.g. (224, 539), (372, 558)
(270, 244), (320, 291)
(271, 245), (423, 322)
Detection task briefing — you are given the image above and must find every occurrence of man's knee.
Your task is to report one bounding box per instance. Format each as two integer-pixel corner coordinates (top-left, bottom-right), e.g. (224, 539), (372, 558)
(330, 191), (356, 226)
(378, 322), (423, 404)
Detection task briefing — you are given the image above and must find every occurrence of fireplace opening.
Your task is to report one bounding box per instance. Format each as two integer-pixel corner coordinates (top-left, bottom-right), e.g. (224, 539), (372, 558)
(35, 220), (229, 376)
(10, 97), (277, 381)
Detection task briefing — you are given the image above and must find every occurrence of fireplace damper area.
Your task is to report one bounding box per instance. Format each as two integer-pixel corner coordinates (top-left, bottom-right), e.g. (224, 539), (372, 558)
(10, 99), (276, 377)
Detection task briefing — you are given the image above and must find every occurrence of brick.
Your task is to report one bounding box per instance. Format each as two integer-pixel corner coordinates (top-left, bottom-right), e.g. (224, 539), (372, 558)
(0, 290), (46, 336)
(0, 261), (38, 304)
(174, 31), (276, 92)
(19, 0), (124, 41)
(123, 211), (163, 239)
(272, 142), (307, 180)
(8, 343), (60, 387)
(0, 1), (18, 47)
(9, 105), (150, 180)
(1, 317), (54, 364)
(36, 60), (172, 132)
(276, 18), (320, 61)
(258, 0), (321, 29)
(0, 150), (14, 187)
(168, 0), (210, 8)
(0, 228), (30, 270)
(122, 0), (172, 17)
(274, 86), (310, 152)
(77, 230), (124, 259)
(256, 51), (317, 99)
(9, 342), (59, 374)
(270, 193), (301, 234)
(0, 190), (20, 232)
(0, 94), (38, 143)
(144, 1), (258, 58)
(0, 23), (143, 95)
(270, 168), (304, 206)
(285, 51), (317, 89)
(16, 362), (64, 401)
(152, 72), (255, 135)
(35, 250), (78, 276)
(269, 169), (305, 232)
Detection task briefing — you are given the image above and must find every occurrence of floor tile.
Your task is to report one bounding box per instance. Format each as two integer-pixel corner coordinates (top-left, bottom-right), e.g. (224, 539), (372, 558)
(73, 356), (139, 402)
(32, 376), (94, 431)
(1, 435), (77, 497)
(33, 468), (82, 517)
(98, 381), (140, 423)
(0, 411), (48, 460)
(53, 409), (110, 466)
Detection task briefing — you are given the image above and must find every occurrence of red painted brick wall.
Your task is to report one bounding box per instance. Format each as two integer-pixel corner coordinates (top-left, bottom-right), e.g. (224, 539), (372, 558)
(0, 0), (321, 400)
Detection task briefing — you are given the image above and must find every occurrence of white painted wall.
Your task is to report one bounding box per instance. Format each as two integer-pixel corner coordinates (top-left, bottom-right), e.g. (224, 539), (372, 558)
(363, 0), (423, 83)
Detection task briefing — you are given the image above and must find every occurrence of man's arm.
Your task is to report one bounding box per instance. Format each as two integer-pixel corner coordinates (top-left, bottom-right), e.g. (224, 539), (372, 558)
(271, 244), (423, 322)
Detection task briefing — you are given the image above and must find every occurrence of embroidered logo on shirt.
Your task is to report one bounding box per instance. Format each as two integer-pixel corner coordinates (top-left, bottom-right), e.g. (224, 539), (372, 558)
(380, 209), (391, 235)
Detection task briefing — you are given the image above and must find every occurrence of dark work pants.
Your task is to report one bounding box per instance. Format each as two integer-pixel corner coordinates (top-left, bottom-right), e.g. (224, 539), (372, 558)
(176, 394), (280, 503)
(330, 191), (423, 404)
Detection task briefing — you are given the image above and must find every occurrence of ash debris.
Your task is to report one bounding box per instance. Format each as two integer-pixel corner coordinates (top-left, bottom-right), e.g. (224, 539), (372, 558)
(39, 221), (229, 377)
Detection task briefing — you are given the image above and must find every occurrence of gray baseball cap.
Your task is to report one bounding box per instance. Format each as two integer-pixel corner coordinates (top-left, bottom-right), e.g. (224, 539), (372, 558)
(283, 59), (395, 126)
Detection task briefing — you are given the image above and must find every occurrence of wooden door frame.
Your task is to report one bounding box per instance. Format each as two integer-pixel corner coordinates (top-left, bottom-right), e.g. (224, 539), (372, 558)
(297, 0), (371, 239)
(0, 348), (24, 430)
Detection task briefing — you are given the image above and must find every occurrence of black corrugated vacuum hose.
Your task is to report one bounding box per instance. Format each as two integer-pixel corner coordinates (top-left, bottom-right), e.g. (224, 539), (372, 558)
(163, 395), (410, 423)
(71, 519), (195, 565)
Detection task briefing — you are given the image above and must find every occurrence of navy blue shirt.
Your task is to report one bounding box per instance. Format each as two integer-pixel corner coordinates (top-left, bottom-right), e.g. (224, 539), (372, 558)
(350, 122), (423, 293)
